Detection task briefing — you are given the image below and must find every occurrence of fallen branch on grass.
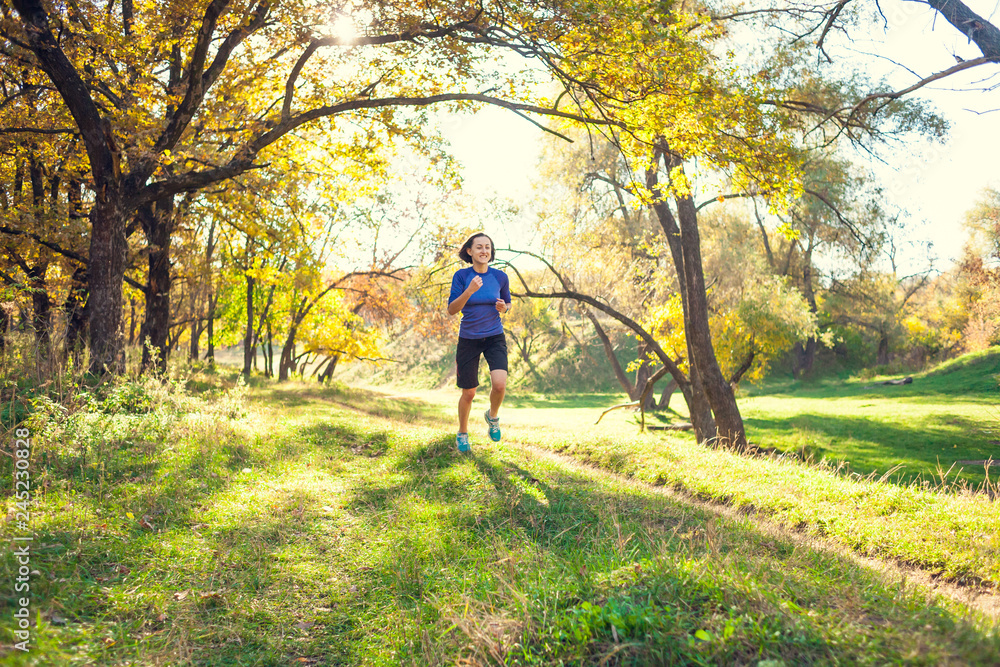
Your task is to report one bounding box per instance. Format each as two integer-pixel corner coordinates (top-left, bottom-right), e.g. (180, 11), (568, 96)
(595, 401), (639, 424)
(863, 376), (913, 388)
(595, 366), (672, 431)
(647, 423), (694, 431)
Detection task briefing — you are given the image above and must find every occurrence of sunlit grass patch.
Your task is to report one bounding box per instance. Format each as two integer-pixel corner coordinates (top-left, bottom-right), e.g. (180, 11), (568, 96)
(2, 373), (999, 664)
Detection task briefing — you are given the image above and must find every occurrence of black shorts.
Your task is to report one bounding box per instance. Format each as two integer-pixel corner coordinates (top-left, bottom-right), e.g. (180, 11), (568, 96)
(456, 334), (508, 389)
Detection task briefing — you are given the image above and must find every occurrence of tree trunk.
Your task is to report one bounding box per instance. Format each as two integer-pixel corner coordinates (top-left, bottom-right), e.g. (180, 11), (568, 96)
(205, 292), (217, 366)
(26, 262), (51, 359)
(633, 342), (657, 409)
(793, 337), (817, 379)
(243, 272), (255, 378)
(0, 304), (10, 355)
(189, 318), (201, 361)
(87, 192), (128, 375)
(584, 308), (635, 397)
(318, 355), (339, 383)
(253, 279), (281, 365)
(684, 362), (717, 444)
(265, 321), (273, 378)
(203, 218), (217, 367)
(876, 332), (890, 366)
(512, 334), (545, 383)
(793, 243), (819, 379)
(140, 196), (175, 372)
(13, 0), (128, 375)
(675, 192), (747, 448)
(279, 327), (296, 381)
(511, 265), (707, 437)
(63, 266), (88, 367)
(167, 323), (184, 353)
(658, 378), (678, 410)
(24, 154), (52, 360)
(647, 157), (717, 443)
(279, 295), (311, 381)
(128, 297), (138, 345)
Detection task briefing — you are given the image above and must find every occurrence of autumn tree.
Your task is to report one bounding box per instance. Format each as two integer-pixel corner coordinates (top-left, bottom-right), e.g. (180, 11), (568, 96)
(0, 54), (92, 365)
(528, 7), (811, 446)
(957, 188), (1000, 352)
(4, 0), (631, 375)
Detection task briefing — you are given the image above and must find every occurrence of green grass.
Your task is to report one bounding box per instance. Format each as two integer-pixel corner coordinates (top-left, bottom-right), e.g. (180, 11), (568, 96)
(355, 349), (1000, 589)
(2, 375), (998, 664)
(737, 348), (1000, 487)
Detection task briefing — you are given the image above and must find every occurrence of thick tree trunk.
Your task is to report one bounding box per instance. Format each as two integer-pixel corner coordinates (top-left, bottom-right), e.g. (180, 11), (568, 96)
(675, 193), (747, 449)
(140, 197), (175, 372)
(279, 327), (297, 381)
(647, 159), (717, 443)
(646, 144), (741, 446)
(685, 362), (717, 443)
(12, 0), (128, 375)
(87, 193), (128, 375)
(876, 332), (890, 366)
(26, 263), (51, 359)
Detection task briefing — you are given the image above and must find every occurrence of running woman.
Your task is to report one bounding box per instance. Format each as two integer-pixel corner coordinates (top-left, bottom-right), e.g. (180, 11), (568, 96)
(448, 232), (511, 453)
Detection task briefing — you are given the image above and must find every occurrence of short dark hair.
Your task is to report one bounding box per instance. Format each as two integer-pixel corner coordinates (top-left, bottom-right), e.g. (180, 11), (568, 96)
(458, 232), (495, 264)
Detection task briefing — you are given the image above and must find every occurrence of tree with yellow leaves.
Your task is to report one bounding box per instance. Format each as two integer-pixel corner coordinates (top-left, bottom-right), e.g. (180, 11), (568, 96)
(4, 0), (630, 375)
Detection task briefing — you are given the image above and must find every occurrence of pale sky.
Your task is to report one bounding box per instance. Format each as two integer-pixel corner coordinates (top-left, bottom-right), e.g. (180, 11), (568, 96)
(436, 2), (1000, 271)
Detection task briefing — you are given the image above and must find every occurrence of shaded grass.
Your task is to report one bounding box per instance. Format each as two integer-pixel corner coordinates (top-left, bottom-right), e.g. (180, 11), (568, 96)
(740, 402), (996, 487)
(2, 380), (998, 664)
(724, 348), (1000, 486)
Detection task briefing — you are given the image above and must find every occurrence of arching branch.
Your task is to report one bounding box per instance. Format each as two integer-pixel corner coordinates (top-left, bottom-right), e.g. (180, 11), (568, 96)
(499, 249), (689, 390)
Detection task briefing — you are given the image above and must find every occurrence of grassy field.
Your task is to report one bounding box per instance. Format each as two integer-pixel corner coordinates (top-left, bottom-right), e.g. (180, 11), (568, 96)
(737, 348), (1000, 488)
(1, 365), (998, 665)
(369, 348), (1000, 588)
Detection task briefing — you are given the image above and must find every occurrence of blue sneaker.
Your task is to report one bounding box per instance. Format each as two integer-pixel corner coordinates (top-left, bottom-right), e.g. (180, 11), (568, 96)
(456, 432), (471, 453)
(484, 410), (501, 442)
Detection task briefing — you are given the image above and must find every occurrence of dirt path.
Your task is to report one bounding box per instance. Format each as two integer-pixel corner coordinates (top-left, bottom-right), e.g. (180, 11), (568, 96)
(513, 439), (1000, 623)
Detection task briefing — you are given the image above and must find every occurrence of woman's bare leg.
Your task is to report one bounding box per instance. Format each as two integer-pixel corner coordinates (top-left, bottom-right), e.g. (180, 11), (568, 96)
(488, 370), (507, 419)
(458, 387), (477, 432)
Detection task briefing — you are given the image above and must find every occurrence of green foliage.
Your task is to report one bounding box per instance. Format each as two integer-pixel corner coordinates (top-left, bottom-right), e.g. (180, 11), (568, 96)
(715, 274), (818, 383)
(98, 382), (155, 415)
(527, 334), (638, 393)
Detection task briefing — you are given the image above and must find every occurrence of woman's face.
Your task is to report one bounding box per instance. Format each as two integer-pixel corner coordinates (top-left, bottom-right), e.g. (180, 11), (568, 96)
(470, 236), (492, 265)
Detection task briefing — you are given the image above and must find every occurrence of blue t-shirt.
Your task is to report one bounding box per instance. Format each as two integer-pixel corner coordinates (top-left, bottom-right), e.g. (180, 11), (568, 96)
(449, 266), (511, 339)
